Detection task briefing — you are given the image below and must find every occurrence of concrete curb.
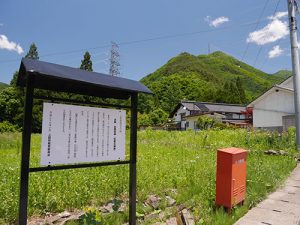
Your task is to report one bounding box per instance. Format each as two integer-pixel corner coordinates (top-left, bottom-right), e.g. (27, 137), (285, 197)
(234, 164), (300, 225)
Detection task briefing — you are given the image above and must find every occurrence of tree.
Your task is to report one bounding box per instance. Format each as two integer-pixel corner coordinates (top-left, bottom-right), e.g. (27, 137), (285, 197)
(148, 108), (168, 126)
(25, 43), (39, 60)
(0, 43), (42, 132)
(215, 79), (247, 104)
(0, 87), (22, 123)
(10, 43), (39, 86)
(25, 43), (44, 132)
(235, 77), (247, 103)
(138, 113), (152, 127)
(10, 71), (19, 87)
(80, 51), (93, 71)
(229, 82), (240, 103)
(215, 81), (230, 103)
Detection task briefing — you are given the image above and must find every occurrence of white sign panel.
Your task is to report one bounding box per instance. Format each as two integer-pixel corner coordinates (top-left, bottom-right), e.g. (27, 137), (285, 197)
(41, 103), (126, 166)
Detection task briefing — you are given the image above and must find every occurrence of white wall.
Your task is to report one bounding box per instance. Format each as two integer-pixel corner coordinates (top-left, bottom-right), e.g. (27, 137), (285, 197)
(280, 77), (293, 89)
(186, 117), (198, 129)
(253, 109), (292, 127)
(173, 106), (190, 129)
(253, 89), (294, 128)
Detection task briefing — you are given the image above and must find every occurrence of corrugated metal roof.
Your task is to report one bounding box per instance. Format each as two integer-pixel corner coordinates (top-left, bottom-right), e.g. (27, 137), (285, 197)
(203, 103), (246, 113)
(182, 101), (245, 113)
(194, 102), (209, 112)
(181, 101), (200, 111)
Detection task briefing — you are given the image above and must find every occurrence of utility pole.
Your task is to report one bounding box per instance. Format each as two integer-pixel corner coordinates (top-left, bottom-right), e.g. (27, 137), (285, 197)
(287, 0), (300, 150)
(109, 42), (120, 76)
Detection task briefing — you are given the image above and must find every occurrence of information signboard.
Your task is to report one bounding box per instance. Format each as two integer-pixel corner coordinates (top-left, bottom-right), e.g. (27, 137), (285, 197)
(41, 103), (126, 165)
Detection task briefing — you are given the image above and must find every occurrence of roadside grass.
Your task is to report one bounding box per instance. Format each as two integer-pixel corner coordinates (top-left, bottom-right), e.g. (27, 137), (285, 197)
(0, 129), (297, 224)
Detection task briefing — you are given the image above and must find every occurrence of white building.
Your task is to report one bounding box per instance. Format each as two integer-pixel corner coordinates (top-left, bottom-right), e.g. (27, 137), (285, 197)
(170, 101), (247, 130)
(247, 76), (294, 132)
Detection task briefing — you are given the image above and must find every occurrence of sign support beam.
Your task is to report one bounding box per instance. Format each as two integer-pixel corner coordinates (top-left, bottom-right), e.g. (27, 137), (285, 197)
(29, 160), (130, 172)
(129, 93), (138, 225)
(18, 75), (34, 225)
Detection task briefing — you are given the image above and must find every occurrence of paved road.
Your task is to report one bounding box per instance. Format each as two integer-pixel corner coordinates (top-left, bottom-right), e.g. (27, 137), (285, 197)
(235, 163), (300, 225)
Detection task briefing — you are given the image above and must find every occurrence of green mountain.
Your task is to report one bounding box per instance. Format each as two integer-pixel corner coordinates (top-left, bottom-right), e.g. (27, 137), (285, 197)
(139, 51), (291, 114)
(272, 70), (293, 80)
(0, 82), (8, 91)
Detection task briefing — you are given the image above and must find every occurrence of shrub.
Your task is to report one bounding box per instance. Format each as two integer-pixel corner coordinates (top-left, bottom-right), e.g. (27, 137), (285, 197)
(0, 121), (19, 133)
(148, 108), (168, 126)
(196, 115), (237, 130)
(213, 122), (237, 130)
(196, 116), (216, 130)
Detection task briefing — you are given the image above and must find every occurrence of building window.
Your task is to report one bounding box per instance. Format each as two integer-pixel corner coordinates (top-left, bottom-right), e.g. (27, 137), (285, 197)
(226, 113), (233, 119)
(186, 121), (189, 127)
(180, 113), (186, 120)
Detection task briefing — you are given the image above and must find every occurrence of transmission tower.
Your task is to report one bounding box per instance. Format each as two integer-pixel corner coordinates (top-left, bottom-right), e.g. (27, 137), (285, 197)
(109, 42), (120, 76)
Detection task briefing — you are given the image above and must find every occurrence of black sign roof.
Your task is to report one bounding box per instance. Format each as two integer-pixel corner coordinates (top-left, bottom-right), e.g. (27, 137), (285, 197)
(17, 58), (153, 99)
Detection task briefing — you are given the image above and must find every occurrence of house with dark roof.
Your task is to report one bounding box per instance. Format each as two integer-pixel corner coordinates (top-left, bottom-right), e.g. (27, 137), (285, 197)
(170, 101), (248, 130)
(247, 76), (294, 132)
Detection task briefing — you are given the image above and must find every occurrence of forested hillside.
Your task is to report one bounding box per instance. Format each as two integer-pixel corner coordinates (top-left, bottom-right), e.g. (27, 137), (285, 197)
(0, 49), (292, 130)
(139, 51), (291, 114)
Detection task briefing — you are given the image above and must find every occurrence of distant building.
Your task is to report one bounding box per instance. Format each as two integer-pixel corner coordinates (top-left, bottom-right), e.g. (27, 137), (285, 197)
(170, 101), (249, 130)
(248, 76), (294, 132)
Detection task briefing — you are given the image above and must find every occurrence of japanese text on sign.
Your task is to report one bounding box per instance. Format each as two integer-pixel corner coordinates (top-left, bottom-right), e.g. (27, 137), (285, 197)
(41, 103), (126, 165)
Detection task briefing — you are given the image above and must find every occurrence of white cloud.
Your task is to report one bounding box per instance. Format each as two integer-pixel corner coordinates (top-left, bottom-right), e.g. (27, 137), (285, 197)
(205, 16), (229, 28)
(247, 11), (289, 46)
(268, 45), (284, 58)
(246, 19), (289, 45)
(268, 11), (288, 20)
(0, 35), (24, 54)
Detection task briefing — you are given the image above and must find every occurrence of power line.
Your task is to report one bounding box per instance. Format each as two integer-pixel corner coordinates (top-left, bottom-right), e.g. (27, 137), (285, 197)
(0, 19), (268, 65)
(241, 0), (271, 62)
(253, 45), (264, 66)
(252, 0), (281, 66)
(260, 39), (288, 70)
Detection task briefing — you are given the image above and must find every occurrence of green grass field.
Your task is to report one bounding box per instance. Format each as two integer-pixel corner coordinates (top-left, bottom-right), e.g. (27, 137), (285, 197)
(0, 129), (298, 224)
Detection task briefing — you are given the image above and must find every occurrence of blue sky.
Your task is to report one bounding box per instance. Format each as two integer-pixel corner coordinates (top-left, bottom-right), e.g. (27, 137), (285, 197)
(0, 0), (295, 84)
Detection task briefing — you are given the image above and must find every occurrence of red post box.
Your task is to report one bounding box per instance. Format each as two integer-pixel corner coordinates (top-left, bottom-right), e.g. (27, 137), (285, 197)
(216, 147), (247, 213)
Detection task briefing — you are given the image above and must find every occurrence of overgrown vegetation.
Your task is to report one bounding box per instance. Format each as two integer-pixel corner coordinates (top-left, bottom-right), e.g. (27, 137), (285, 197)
(0, 121), (20, 133)
(0, 129), (297, 224)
